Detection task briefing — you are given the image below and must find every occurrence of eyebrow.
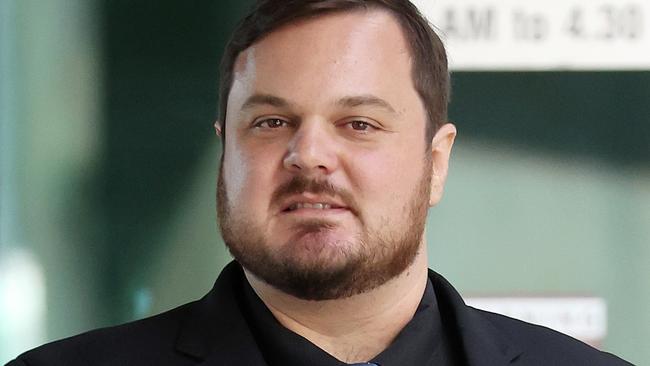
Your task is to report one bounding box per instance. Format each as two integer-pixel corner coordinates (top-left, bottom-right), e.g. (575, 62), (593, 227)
(239, 93), (398, 115)
(240, 94), (292, 111)
(336, 95), (398, 115)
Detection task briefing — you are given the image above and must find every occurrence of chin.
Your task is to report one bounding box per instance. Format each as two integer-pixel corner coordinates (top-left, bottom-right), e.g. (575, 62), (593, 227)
(278, 233), (357, 262)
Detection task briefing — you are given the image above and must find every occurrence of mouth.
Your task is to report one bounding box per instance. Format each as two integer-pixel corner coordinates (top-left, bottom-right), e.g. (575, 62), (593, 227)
(279, 195), (351, 215)
(284, 202), (345, 212)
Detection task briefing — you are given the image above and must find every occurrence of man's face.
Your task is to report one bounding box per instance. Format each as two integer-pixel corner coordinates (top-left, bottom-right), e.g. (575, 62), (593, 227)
(218, 10), (451, 300)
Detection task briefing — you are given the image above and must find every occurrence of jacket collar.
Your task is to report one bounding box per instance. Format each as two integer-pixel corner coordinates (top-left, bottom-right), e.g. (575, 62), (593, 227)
(175, 261), (268, 365)
(173, 262), (522, 365)
(429, 270), (523, 365)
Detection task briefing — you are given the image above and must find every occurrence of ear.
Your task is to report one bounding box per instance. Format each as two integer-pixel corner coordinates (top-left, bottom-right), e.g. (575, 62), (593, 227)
(214, 120), (223, 137)
(429, 123), (456, 207)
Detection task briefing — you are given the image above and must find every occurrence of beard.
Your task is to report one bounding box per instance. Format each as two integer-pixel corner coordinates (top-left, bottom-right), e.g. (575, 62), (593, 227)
(216, 160), (432, 301)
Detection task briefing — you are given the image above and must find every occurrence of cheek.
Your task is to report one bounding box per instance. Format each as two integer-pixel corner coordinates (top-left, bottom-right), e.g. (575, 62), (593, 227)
(348, 150), (405, 199)
(222, 144), (246, 205)
(347, 146), (426, 212)
(223, 143), (273, 210)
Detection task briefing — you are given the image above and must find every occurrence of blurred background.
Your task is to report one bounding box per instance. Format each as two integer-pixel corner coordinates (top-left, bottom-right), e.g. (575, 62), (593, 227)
(0, 0), (648, 364)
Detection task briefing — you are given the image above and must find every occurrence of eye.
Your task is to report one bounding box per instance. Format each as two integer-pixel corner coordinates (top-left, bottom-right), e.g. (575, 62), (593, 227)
(348, 120), (374, 132)
(254, 118), (288, 129)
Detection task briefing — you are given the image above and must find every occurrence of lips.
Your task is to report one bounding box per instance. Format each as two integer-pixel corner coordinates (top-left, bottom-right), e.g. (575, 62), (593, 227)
(286, 202), (345, 211)
(280, 196), (348, 213)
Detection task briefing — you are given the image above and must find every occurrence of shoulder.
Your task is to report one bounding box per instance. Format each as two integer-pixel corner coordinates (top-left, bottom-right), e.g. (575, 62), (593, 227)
(7, 301), (197, 366)
(428, 270), (632, 365)
(6, 262), (252, 366)
(473, 307), (633, 365)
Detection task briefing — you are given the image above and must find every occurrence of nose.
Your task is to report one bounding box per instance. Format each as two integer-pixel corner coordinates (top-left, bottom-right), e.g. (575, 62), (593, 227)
(283, 120), (338, 175)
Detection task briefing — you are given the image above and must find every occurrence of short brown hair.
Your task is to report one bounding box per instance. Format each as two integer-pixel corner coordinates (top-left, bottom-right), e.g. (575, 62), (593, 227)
(218, 0), (449, 145)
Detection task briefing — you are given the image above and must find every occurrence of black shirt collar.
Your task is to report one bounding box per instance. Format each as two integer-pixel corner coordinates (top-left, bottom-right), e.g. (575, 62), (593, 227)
(240, 276), (450, 366)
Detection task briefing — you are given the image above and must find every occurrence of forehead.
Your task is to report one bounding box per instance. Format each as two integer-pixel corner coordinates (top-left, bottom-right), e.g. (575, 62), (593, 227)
(237, 9), (409, 67)
(227, 9), (421, 115)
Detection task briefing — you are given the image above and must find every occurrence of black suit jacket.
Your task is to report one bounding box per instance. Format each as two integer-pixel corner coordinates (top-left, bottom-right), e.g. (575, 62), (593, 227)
(7, 261), (631, 365)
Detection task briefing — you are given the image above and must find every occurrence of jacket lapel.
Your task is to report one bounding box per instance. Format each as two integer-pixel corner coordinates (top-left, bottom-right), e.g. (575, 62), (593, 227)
(174, 263), (522, 366)
(175, 261), (268, 365)
(429, 270), (523, 366)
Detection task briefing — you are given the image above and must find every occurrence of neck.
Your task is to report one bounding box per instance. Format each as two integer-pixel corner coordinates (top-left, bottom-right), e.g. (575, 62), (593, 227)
(244, 244), (429, 363)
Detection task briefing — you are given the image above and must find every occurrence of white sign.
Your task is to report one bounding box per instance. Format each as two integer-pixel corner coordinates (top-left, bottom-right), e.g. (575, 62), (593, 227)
(465, 296), (607, 345)
(412, 0), (650, 70)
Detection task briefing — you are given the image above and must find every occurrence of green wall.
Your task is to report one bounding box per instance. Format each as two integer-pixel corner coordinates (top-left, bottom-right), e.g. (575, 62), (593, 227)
(1, 1), (647, 364)
(1, 0), (108, 360)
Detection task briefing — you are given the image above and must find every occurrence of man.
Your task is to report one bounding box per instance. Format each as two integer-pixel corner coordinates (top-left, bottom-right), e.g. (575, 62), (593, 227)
(7, 0), (632, 365)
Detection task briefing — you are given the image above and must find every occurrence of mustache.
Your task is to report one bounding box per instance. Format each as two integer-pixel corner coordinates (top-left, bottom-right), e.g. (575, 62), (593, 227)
(271, 175), (359, 216)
